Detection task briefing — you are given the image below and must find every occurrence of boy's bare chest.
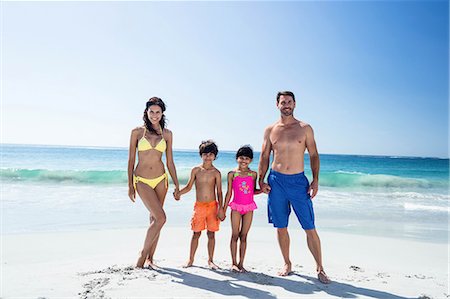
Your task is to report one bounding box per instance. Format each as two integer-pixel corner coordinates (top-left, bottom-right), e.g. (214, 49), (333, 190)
(196, 171), (216, 184)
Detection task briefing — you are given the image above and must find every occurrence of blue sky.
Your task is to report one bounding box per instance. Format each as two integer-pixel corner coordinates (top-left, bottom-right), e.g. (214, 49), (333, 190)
(2, 1), (448, 158)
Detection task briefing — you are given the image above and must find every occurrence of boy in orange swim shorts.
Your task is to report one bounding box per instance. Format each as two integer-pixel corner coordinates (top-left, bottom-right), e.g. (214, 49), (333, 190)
(175, 140), (224, 269)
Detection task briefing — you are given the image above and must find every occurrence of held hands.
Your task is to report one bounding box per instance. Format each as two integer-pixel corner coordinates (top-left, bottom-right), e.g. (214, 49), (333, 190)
(173, 187), (180, 201)
(217, 207), (226, 221)
(308, 180), (319, 199)
(260, 182), (271, 194)
(128, 186), (136, 202)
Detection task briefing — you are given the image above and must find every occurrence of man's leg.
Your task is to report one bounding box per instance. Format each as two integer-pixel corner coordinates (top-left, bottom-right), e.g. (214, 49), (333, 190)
(305, 229), (330, 283)
(277, 227), (292, 276)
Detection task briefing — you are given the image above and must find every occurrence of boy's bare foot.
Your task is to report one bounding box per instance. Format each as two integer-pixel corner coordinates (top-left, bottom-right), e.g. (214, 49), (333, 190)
(277, 263), (292, 276)
(231, 264), (241, 272)
(208, 261), (219, 270)
(182, 260), (194, 268)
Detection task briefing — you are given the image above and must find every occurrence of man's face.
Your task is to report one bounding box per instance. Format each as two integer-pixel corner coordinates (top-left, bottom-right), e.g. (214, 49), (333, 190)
(277, 95), (295, 116)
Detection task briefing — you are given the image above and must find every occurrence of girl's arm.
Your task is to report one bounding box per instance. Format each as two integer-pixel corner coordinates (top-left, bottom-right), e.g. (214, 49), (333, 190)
(127, 128), (139, 202)
(252, 171), (263, 195)
(222, 171), (234, 212)
(164, 130), (180, 192)
(178, 167), (198, 197)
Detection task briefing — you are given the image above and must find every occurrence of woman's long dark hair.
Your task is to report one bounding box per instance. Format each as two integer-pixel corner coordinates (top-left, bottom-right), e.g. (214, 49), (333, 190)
(143, 97), (167, 135)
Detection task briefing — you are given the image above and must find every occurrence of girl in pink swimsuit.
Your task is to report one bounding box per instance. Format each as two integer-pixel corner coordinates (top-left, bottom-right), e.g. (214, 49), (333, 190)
(222, 145), (262, 272)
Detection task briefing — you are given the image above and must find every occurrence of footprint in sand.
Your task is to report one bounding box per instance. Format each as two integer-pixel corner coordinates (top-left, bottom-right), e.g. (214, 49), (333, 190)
(349, 265), (364, 272)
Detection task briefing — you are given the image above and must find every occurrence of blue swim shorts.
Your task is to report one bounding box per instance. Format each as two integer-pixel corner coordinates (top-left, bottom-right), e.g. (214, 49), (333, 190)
(267, 169), (315, 230)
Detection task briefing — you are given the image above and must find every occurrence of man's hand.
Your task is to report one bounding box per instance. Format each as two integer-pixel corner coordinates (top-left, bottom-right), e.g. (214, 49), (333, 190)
(308, 180), (319, 199)
(128, 186), (136, 202)
(259, 182), (271, 194)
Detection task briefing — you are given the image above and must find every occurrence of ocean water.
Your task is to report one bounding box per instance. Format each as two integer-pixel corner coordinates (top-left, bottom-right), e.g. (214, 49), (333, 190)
(1, 144), (449, 243)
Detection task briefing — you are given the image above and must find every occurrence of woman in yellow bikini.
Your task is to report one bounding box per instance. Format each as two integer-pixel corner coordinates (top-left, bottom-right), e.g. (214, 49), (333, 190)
(127, 97), (180, 268)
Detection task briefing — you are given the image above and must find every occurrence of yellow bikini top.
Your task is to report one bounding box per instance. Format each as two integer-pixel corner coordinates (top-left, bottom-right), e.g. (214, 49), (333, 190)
(138, 126), (167, 153)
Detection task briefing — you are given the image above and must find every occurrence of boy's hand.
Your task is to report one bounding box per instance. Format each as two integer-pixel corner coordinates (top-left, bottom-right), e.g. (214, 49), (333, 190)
(218, 208), (225, 221)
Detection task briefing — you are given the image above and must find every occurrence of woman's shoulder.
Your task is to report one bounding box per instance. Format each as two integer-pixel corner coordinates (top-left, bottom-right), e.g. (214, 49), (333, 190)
(162, 128), (172, 138)
(132, 126), (144, 135)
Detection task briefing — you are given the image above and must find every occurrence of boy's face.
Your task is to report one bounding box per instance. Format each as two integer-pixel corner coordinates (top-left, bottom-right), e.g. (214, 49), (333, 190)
(237, 156), (252, 168)
(201, 152), (216, 163)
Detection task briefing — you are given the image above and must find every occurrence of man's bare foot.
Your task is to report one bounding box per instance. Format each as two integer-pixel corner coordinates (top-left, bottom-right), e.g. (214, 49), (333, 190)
(182, 260), (194, 268)
(317, 269), (331, 284)
(277, 263), (292, 276)
(231, 264), (241, 272)
(208, 261), (219, 270)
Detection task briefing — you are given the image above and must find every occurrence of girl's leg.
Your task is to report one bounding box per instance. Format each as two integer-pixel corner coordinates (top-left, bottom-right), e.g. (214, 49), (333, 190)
(145, 180), (168, 268)
(183, 231), (201, 268)
(230, 211), (242, 272)
(135, 182), (167, 268)
(238, 211), (253, 272)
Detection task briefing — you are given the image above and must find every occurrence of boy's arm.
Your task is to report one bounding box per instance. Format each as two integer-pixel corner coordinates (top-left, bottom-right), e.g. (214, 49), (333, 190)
(215, 170), (223, 208)
(252, 171), (263, 195)
(222, 171), (234, 213)
(178, 167), (197, 197)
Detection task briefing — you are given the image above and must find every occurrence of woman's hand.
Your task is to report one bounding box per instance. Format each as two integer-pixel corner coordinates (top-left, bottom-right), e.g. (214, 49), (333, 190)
(128, 186), (136, 202)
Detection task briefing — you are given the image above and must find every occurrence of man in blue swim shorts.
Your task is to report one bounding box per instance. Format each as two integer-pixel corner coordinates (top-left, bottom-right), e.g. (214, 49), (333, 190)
(258, 91), (330, 284)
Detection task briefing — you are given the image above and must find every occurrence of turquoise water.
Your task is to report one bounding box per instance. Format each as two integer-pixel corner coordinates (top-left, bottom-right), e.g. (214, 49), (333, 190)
(2, 144), (449, 243)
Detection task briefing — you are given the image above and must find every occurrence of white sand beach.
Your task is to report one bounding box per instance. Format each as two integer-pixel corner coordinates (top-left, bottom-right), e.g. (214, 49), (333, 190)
(2, 226), (447, 298)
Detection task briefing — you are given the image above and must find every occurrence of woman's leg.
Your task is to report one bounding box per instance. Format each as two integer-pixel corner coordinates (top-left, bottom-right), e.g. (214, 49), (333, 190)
(135, 181), (167, 268)
(145, 179), (168, 267)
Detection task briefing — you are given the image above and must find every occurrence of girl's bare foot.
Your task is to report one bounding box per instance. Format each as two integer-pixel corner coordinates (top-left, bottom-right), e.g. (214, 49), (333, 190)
(277, 263), (292, 276)
(231, 264), (241, 272)
(238, 265), (248, 273)
(208, 261), (219, 270)
(182, 260), (194, 268)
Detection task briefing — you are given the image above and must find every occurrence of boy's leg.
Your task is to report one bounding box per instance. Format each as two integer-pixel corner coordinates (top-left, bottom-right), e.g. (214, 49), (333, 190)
(183, 231), (201, 268)
(206, 231), (219, 269)
(238, 211), (253, 272)
(230, 211), (242, 272)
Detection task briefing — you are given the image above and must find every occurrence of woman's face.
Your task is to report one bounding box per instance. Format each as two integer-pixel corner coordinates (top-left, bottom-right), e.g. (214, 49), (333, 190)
(147, 105), (163, 125)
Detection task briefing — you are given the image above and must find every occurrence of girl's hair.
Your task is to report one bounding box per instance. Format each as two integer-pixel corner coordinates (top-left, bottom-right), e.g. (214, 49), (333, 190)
(236, 145), (253, 159)
(143, 97), (166, 135)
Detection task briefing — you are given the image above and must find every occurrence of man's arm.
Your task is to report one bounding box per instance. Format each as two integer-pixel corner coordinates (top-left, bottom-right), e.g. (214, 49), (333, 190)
(258, 125), (273, 193)
(305, 125), (320, 198)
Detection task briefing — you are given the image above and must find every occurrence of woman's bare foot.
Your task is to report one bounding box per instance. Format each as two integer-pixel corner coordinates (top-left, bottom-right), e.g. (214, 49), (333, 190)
(136, 252), (147, 268)
(277, 263), (292, 276)
(208, 261), (219, 270)
(317, 269), (331, 284)
(231, 264), (241, 272)
(182, 260), (194, 268)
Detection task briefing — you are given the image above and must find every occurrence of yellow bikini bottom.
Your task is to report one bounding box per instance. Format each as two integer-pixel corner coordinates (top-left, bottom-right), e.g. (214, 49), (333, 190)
(134, 173), (168, 190)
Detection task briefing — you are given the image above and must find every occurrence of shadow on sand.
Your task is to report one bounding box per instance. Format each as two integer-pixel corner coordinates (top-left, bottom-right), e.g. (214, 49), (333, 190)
(158, 267), (415, 299)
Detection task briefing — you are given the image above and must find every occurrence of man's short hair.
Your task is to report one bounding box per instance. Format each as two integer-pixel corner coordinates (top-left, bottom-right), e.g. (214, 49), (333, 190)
(276, 91), (296, 103)
(199, 140), (219, 157)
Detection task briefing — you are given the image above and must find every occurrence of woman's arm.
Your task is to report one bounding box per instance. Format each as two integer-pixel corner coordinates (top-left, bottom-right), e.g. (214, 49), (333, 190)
(128, 128), (139, 202)
(164, 130), (180, 192)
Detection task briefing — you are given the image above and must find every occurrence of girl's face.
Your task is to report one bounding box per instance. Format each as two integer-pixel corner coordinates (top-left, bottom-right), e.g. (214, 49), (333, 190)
(237, 156), (252, 168)
(147, 105), (163, 125)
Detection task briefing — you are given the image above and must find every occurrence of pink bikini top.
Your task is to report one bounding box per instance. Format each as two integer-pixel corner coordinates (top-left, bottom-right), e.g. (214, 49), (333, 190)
(232, 172), (254, 204)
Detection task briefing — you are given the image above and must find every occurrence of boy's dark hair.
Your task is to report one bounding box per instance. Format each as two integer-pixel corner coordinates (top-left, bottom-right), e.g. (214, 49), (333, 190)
(199, 140), (219, 158)
(236, 145), (253, 159)
(276, 91), (295, 103)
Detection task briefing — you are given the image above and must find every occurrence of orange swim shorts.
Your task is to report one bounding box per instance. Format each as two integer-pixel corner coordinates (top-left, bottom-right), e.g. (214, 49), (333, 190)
(191, 201), (220, 232)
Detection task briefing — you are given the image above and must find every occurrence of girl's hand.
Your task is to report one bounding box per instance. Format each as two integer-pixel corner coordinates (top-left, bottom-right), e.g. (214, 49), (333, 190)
(218, 208), (226, 221)
(128, 186), (136, 202)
